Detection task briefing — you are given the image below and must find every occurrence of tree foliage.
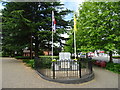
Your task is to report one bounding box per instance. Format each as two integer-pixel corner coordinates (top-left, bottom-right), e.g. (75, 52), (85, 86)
(2, 2), (72, 56)
(64, 2), (120, 61)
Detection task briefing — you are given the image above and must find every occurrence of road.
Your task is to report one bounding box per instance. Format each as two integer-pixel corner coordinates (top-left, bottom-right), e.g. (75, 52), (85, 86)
(2, 57), (119, 88)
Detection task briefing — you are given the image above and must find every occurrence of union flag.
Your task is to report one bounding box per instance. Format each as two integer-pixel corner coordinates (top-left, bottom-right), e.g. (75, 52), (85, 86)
(52, 11), (56, 33)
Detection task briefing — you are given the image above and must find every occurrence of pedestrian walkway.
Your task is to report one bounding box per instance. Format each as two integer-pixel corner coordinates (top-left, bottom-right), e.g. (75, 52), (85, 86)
(2, 57), (118, 88)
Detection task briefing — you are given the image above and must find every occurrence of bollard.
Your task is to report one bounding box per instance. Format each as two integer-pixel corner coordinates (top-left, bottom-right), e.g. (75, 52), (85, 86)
(53, 61), (55, 79)
(79, 60), (81, 78)
(34, 57), (39, 70)
(88, 60), (93, 74)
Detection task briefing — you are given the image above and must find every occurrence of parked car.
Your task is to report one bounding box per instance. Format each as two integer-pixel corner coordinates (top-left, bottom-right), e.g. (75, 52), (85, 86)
(79, 53), (86, 58)
(88, 52), (94, 57)
(77, 52), (85, 58)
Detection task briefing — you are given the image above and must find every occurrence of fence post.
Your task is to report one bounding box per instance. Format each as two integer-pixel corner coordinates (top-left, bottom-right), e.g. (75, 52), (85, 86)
(53, 61), (55, 79)
(34, 57), (39, 70)
(88, 60), (92, 74)
(90, 60), (93, 73)
(79, 60), (81, 78)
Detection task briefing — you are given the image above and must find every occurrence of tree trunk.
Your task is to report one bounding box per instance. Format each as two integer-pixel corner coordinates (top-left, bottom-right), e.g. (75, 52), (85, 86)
(109, 51), (113, 63)
(30, 34), (32, 59)
(86, 53), (88, 58)
(35, 35), (39, 57)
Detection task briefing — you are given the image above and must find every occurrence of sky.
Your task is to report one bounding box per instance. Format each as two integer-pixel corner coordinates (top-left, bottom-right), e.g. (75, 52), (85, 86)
(60, 0), (84, 20)
(61, 0), (84, 12)
(0, 2), (4, 10)
(0, 0), (84, 18)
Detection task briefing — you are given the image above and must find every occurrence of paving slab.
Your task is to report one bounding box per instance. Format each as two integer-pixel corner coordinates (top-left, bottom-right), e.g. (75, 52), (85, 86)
(2, 57), (119, 88)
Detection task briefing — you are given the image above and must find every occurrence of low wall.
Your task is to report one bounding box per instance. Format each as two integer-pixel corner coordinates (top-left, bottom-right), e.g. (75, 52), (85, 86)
(36, 70), (94, 84)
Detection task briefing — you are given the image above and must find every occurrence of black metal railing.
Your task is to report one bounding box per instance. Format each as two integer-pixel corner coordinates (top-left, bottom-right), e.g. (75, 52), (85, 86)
(35, 57), (93, 80)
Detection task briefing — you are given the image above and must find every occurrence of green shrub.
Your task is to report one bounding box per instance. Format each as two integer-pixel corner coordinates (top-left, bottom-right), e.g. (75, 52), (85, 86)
(27, 59), (35, 68)
(23, 59), (35, 68)
(2, 53), (10, 57)
(112, 56), (120, 58)
(29, 59), (34, 63)
(106, 62), (120, 74)
(81, 64), (86, 68)
(39, 56), (59, 58)
(0, 52), (2, 57)
(38, 56), (91, 69)
(38, 56), (58, 69)
(91, 59), (96, 62)
(22, 59), (30, 63)
(15, 56), (30, 59)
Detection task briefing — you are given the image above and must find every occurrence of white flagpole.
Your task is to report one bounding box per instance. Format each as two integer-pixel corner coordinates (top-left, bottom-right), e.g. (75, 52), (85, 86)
(74, 15), (77, 59)
(74, 27), (77, 59)
(52, 11), (54, 60)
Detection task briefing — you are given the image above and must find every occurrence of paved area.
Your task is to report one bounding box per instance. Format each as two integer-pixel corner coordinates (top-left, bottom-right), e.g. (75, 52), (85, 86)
(2, 57), (119, 88)
(0, 57), (2, 89)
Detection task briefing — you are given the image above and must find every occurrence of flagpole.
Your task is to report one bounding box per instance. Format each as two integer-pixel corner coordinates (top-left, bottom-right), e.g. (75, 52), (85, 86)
(52, 30), (53, 60)
(74, 14), (77, 59)
(52, 11), (53, 60)
(74, 27), (77, 59)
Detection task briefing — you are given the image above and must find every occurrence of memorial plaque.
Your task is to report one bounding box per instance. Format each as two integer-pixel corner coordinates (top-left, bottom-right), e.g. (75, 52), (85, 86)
(59, 52), (71, 60)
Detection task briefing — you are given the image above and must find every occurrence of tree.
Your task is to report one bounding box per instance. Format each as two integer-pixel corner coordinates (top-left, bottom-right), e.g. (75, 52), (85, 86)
(2, 2), (72, 57)
(64, 32), (74, 53)
(65, 2), (120, 62)
(2, 9), (31, 56)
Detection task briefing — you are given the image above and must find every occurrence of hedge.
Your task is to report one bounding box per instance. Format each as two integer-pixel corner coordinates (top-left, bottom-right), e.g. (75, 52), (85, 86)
(105, 62), (120, 74)
(112, 56), (120, 58)
(38, 56), (59, 69)
(22, 59), (35, 68)
(39, 56), (59, 58)
(15, 56), (30, 59)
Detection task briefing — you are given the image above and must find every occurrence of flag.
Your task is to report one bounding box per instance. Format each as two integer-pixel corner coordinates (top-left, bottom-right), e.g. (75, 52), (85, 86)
(52, 11), (56, 33)
(74, 14), (77, 31)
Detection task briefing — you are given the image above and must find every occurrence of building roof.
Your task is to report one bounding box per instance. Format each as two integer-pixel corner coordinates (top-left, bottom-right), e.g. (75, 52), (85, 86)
(23, 50), (34, 53)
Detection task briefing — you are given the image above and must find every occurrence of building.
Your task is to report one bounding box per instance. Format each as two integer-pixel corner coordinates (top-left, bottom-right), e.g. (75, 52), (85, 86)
(23, 50), (35, 56)
(43, 51), (52, 56)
